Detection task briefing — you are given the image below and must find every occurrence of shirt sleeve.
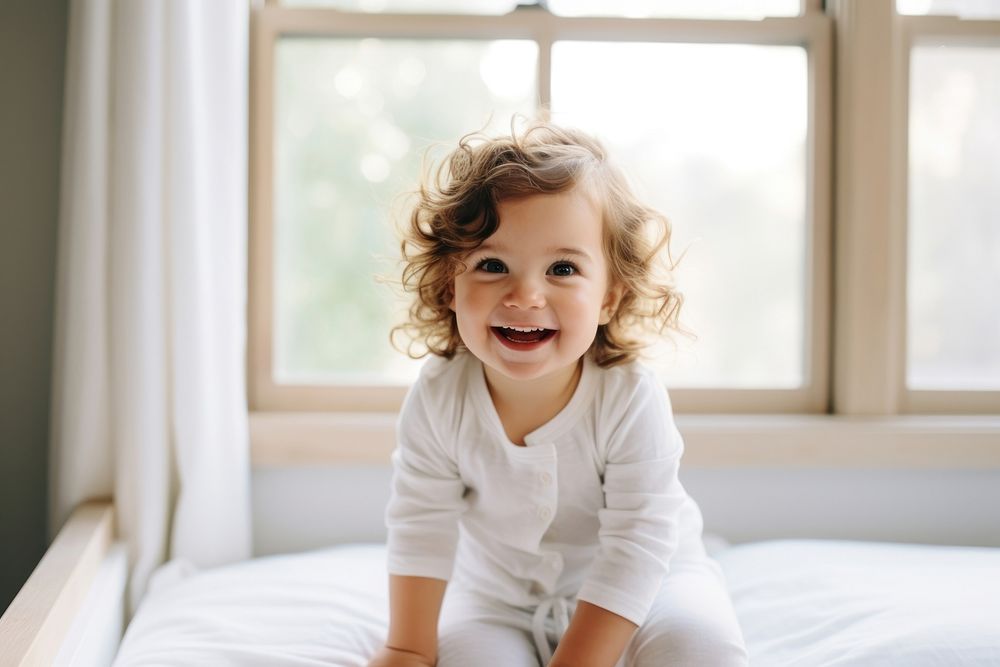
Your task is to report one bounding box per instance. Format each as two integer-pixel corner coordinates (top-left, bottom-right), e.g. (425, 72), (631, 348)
(575, 372), (688, 626)
(385, 375), (467, 581)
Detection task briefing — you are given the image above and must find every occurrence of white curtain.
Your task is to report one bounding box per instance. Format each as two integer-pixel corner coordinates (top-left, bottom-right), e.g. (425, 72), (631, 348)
(49, 0), (252, 618)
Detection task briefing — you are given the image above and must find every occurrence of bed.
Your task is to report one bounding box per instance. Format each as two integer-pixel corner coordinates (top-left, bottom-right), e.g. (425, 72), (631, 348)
(4, 499), (1000, 666)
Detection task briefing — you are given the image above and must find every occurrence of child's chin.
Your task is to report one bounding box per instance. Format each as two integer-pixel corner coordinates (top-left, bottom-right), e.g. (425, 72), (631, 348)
(491, 356), (583, 385)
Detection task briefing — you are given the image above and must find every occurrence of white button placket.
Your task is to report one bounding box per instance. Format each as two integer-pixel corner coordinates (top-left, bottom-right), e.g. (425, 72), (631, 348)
(536, 452), (557, 528)
(535, 452), (561, 592)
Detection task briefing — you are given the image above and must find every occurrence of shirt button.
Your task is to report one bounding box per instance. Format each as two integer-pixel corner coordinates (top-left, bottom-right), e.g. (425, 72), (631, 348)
(536, 506), (552, 521)
(539, 471), (553, 485)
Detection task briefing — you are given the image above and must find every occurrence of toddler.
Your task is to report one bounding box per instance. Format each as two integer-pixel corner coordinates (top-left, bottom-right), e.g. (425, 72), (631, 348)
(369, 120), (748, 667)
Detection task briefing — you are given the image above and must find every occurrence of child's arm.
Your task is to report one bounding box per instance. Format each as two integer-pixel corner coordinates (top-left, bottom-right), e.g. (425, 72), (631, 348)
(386, 574), (448, 662)
(564, 372), (689, 666)
(548, 601), (637, 667)
(369, 575), (448, 667)
(376, 371), (465, 666)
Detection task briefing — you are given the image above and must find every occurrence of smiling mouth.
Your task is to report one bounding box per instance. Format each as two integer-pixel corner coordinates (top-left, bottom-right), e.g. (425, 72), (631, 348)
(491, 326), (557, 346)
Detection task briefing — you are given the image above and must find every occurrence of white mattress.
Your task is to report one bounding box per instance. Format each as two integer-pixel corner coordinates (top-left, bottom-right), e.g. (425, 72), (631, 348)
(113, 540), (1000, 666)
(715, 540), (1000, 666)
(115, 545), (390, 666)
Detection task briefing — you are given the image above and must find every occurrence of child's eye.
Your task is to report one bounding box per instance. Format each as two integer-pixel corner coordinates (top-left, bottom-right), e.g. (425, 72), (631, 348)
(549, 262), (577, 277)
(476, 258), (507, 273)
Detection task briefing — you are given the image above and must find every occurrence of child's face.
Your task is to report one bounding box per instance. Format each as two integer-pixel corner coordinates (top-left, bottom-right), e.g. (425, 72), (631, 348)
(450, 187), (621, 384)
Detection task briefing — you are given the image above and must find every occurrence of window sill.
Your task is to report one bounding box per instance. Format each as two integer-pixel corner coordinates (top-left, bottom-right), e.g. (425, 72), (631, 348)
(249, 412), (1000, 469)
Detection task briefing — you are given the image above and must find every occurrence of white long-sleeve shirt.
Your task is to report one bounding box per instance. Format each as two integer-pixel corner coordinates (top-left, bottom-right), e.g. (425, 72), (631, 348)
(385, 351), (704, 627)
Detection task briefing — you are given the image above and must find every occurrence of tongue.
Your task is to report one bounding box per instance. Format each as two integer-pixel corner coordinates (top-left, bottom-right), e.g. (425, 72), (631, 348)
(503, 328), (547, 343)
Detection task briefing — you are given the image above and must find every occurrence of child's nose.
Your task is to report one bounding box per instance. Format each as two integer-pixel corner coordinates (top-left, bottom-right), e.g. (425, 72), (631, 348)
(503, 276), (545, 309)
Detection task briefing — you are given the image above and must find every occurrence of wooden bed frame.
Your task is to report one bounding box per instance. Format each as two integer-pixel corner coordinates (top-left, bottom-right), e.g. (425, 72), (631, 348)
(0, 500), (125, 666)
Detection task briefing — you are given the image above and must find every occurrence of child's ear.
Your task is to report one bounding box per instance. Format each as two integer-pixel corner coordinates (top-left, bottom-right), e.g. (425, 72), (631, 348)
(599, 283), (625, 325)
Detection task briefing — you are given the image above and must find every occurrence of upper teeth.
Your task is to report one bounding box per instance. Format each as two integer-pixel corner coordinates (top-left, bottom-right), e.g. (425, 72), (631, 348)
(504, 326), (545, 332)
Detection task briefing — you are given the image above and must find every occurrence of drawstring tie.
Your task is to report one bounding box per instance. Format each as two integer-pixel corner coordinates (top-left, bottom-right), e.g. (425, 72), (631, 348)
(532, 596), (571, 664)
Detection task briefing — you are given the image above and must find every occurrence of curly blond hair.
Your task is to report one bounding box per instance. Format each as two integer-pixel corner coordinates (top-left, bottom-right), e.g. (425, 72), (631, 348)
(392, 119), (683, 368)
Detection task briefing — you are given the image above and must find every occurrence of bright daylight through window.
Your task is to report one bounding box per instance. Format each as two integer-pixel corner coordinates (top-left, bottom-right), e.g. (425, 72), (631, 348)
(270, 1), (815, 395)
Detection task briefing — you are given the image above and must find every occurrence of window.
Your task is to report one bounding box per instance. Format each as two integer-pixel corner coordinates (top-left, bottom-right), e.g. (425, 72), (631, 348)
(898, 3), (1000, 412)
(272, 37), (535, 387)
(250, 0), (999, 431)
(250, 0), (833, 414)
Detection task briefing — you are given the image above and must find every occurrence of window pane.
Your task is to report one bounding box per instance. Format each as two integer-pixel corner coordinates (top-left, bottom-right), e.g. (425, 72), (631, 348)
(548, 0), (801, 18)
(274, 38), (537, 384)
(552, 42), (808, 388)
(897, 0), (1000, 18)
(280, 0), (519, 13)
(907, 46), (1000, 390)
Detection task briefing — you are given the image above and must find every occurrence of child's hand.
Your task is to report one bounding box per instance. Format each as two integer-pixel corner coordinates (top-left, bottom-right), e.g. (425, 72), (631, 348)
(367, 646), (436, 667)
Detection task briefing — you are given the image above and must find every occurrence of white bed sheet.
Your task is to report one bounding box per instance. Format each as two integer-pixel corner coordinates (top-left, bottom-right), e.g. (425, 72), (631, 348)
(113, 540), (1000, 666)
(114, 545), (389, 666)
(715, 540), (1000, 666)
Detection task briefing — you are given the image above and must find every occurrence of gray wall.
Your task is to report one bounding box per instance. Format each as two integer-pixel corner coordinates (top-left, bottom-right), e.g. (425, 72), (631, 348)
(251, 466), (1000, 557)
(0, 0), (69, 612)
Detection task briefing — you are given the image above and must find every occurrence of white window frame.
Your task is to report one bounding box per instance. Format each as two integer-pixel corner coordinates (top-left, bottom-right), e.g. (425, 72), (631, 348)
(832, 0), (1000, 416)
(898, 12), (1000, 414)
(249, 0), (833, 415)
(248, 0), (1000, 468)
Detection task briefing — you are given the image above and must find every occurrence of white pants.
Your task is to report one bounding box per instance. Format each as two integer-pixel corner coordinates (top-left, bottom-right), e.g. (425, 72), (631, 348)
(437, 555), (748, 667)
